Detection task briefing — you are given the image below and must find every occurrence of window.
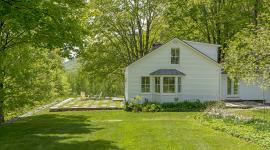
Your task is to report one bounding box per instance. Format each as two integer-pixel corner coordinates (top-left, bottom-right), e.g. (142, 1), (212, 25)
(155, 77), (160, 93)
(233, 79), (239, 95)
(227, 77), (232, 95)
(171, 48), (180, 64)
(178, 77), (182, 93)
(163, 77), (175, 93)
(227, 77), (239, 95)
(141, 76), (150, 93)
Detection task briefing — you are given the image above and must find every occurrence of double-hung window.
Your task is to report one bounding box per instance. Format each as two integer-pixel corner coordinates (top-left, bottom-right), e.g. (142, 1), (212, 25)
(227, 77), (239, 96)
(178, 77), (182, 93)
(141, 76), (150, 93)
(155, 77), (160, 93)
(163, 77), (175, 93)
(171, 48), (180, 64)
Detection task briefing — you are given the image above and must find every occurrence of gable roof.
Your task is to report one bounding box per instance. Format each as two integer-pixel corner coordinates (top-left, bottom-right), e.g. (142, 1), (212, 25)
(150, 69), (185, 76)
(183, 40), (221, 47)
(181, 40), (218, 63)
(126, 38), (220, 69)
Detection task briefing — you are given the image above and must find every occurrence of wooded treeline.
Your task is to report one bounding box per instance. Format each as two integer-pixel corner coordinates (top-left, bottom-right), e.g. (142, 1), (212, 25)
(80, 0), (270, 89)
(0, 0), (86, 122)
(0, 0), (269, 123)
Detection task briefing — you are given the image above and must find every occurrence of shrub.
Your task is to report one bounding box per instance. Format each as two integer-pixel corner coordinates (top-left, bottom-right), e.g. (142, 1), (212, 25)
(124, 96), (143, 112)
(125, 99), (218, 112)
(142, 103), (162, 112)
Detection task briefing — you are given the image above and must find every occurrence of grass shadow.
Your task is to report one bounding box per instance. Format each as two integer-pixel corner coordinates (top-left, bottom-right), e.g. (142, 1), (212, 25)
(0, 114), (122, 150)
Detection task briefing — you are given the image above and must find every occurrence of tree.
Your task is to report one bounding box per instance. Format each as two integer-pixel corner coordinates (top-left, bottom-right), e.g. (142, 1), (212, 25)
(165, 0), (270, 61)
(224, 26), (270, 88)
(0, 0), (86, 123)
(3, 46), (72, 119)
(80, 0), (167, 92)
(82, 0), (166, 63)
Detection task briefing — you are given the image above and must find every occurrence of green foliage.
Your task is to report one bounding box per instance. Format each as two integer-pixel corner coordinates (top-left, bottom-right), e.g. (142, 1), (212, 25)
(80, 0), (167, 92)
(142, 103), (162, 112)
(0, 0), (87, 122)
(67, 69), (124, 97)
(3, 46), (71, 120)
(201, 113), (270, 149)
(224, 26), (270, 88)
(125, 99), (218, 112)
(124, 96), (143, 112)
(166, 0), (270, 45)
(0, 0), (86, 51)
(159, 100), (217, 112)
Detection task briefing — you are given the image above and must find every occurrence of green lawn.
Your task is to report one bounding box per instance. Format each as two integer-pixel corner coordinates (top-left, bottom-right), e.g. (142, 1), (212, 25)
(0, 111), (263, 150)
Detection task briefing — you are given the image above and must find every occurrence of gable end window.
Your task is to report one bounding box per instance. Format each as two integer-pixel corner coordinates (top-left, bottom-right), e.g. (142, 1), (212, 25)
(171, 48), (180, 64)
(141, 76), (150, 93)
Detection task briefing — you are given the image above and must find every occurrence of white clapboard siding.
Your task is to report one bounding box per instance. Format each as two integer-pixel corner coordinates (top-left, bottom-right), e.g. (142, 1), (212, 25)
(265, 89), (270, 103)
(126, 38), (269, 102)
(125, 38), (220, 102)
(221, 74), (266, 100)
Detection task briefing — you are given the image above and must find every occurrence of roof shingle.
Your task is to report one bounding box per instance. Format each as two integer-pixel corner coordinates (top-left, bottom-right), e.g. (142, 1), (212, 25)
(150, 69), (185, 76)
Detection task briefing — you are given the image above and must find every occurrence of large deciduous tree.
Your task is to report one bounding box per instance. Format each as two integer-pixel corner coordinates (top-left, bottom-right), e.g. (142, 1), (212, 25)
(223, 1), (270, 89)
(224, 26), (270, 88)
(165, 0), (269, 49)
(0, 0), (86, 123)
(81, 0), (166, 78)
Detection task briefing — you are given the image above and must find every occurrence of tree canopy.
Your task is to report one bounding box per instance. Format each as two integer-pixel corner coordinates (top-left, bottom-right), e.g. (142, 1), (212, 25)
(0, 0), (87, 123)
(224, 26), (270, 88)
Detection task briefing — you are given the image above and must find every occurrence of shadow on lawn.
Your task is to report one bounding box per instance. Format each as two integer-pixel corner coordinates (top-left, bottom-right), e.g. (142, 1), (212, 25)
(0, 114), (122, 150)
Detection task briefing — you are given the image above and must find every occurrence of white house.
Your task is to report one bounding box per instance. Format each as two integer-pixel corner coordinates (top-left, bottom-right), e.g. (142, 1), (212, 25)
(125, 38), (270, 103)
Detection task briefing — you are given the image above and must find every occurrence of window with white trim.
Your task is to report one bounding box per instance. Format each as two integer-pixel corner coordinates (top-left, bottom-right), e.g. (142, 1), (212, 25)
(227, 77), (239, 95)
(178, 77), (182, 93)
(141, 76), (150, 93)
(163, 77), (175, 93)
(155, 77), (160, 93)
(171, 48), (180, 64)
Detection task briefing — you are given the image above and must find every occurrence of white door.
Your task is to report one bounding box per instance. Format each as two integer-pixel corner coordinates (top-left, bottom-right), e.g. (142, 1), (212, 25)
(227, 77), (239, 98)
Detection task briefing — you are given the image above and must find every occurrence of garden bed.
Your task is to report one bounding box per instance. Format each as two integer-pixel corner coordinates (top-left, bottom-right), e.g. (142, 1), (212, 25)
(200, 107), (270, 149)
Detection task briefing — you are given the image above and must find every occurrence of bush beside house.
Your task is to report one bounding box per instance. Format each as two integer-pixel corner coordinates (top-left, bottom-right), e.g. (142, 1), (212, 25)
(124, 98), (218, 112)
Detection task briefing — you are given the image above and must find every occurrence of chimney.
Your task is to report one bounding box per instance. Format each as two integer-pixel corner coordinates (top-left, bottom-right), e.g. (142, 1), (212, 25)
(152, 42), (162, 50)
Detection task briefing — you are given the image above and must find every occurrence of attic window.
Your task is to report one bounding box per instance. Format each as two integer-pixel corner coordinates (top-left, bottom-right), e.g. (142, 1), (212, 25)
(171, 48), (180, 64)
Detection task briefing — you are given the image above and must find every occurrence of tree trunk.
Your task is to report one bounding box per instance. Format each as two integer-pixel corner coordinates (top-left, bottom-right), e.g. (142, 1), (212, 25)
(0, 80), (4, 124)
(0, 57), (5, 124)
(253, 0), (260, 27)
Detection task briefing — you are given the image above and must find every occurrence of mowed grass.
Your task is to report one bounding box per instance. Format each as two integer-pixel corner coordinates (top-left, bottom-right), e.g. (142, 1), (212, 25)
(0, 111), (263, 150)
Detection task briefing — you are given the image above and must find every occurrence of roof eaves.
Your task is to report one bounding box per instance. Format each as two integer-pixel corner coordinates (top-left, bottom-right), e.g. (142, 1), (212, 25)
(181, 40), (219, 64)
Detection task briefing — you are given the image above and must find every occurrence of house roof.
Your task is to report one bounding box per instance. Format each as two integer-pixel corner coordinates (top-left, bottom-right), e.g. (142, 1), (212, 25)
(181, 40), (218, 63)
(126, 38), (221, 69)
(183, 40), (221, 47)
(150, 69), (185, 76)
